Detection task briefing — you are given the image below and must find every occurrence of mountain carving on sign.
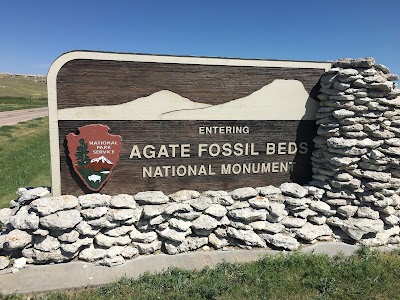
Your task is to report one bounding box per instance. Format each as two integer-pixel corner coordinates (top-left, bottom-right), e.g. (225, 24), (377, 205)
(90, 156), (113, 172)
(58, 79), (318, 121)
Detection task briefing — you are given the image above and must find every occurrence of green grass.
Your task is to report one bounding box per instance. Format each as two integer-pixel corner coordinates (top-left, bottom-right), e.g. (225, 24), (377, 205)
(0, 74), (46, 99)
(2, 247), (400, 300)
(0, 117), (50, 207)
(0, 97), (47, 112)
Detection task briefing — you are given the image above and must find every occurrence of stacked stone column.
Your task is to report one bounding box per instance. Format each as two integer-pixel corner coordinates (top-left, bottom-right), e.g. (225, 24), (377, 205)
(311, 58), (400, 242)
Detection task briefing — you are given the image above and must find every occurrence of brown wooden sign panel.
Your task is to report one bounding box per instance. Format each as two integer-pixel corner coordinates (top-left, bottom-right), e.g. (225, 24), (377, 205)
(48, 51), (331, 196)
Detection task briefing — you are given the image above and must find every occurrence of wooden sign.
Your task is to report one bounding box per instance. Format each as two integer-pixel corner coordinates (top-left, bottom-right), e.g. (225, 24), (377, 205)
(48, 51), (331, 196)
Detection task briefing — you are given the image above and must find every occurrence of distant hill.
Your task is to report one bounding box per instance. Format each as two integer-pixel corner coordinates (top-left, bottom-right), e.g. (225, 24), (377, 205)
(0, 72), (47, 99)
(58, 90), (211, 120)
(161, 79), (319, 120)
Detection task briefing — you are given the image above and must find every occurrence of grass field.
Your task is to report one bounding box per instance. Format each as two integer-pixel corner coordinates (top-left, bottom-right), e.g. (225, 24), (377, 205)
(0, 74), (46, 99)
(0, 73), (47, 112)
(0, 97), (48, 112)
(1, 247), (400, 300)
(0, 117), (50, 207)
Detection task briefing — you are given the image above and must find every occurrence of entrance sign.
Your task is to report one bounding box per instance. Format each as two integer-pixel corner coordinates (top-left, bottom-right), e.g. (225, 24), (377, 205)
(48, 51), (331, 196)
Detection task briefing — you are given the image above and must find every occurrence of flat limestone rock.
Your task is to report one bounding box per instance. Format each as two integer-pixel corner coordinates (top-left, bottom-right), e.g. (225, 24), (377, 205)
(121, 246), (139, 259)
(248, 197), (270, 209)
(203, 191), (234, 206)
(0, 208), (13, 225)
(30, 195), (79, 216)
(187, 196), (212, 211)
(134, 191), (169, 204)
(103, 225), (135, 237)
(174, 211), (202, 220)
(143, 205), (166, 218)
(356, 138), (383, 148)
(256, 185), (282, 196)
(293, 208), (318, 219)
(4, 229), (33, 250)
(52, 229), (79, 243)
(230, 187), (258, 200)
(333, 109), (355, 119)
(27, 248), (73, 264)
(337, 205), (358, 218)
(80, 207), (108, 219)
(281, 217), (307, 228)
(109, 194), (137, 209)
(191, 214), (221, 231)
(327, 137), (358, 148)
(333, 57), (375, 68)
(260, 233), (300, 251)
(78, 194), (111, 209)
(164, 203), (192, 215)
(96, 255), (125, 267)
(129, 227), (158, 243)
(60, 237), (93, 254)
(296, 223), (333, 242)
(168, 218), (192, 231)
(165, 237), (208, 255)
(40, 210), (82, 230)
(208, 233), (229, 249)
(168, 190), (200, 202)
(226, 227), (266, 247)
(10, 206), (39, 230)
(106, 208), (136, 221)
(280, 182), (308, 198)
(357, 207), (380, 220)
(204, 204), (227, 218)
(133, 240), (162, 254)
(342, 218), (384, 241)
(79, 246), (108, 262)
(228, 207), (267, 222)
(0, 256), (10, 270)
(309, 201), (335, 216)
(17, 187), (50, 202)
(267, 202), (288, 220)
(158, 227), (190, 242)
(361, 226), (400, 246)
(34, 235), (60, 252)
(95, 233), (131, 247)
(308, 215), (327, 225)
(249, 221), (285, 233)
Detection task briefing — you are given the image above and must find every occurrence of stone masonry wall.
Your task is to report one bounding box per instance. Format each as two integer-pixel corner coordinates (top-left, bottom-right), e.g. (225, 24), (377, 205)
(1, 57), (400, 270)
(310, 57), (400, 245)
(1, 181), (400, 270)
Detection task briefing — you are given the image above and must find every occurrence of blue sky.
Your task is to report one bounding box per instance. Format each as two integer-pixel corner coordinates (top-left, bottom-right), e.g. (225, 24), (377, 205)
(1, 0), (399, 76)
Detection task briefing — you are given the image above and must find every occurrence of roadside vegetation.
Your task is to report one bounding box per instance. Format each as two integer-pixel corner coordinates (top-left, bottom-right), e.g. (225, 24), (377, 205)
(0, 97), (47, 112)
(0, 117), (50, 207)
(1, 247), (400, 300)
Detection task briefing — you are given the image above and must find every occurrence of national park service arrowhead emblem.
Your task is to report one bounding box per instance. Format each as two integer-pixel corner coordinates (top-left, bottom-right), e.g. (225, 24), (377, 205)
(66, 124), (122, 192)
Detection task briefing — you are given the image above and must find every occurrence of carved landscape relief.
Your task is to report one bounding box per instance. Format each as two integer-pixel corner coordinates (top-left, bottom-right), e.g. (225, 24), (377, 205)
(58, 79), (319, 121)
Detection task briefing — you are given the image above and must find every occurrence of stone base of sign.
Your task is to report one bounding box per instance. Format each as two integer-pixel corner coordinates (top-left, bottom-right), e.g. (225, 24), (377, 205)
(1, 184), (399, 270)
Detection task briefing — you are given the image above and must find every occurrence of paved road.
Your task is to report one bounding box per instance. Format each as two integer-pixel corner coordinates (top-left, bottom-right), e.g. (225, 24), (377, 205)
(0, 107), (48, 126)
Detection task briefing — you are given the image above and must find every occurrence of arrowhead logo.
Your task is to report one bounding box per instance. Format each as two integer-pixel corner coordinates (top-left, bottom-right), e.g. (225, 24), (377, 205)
(66, 124), (122, 192)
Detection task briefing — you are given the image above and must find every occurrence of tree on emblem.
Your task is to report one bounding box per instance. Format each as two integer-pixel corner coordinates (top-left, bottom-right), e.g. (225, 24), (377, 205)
(76, 138), (90, 169)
